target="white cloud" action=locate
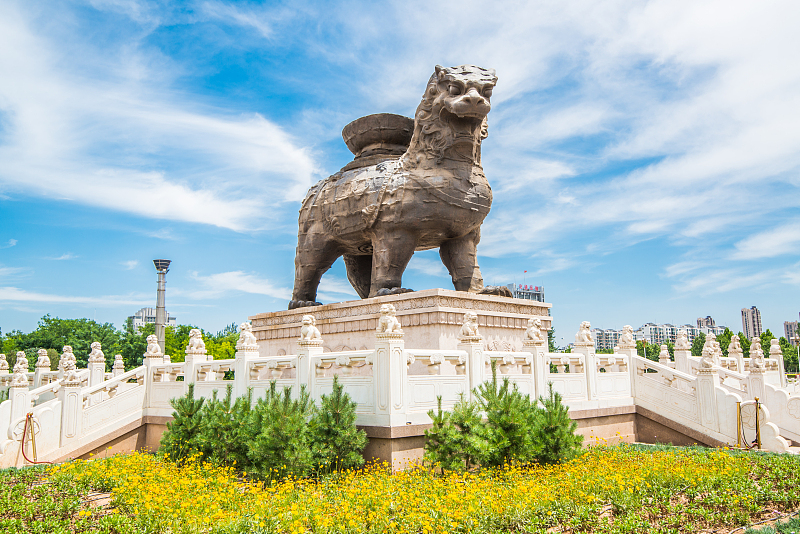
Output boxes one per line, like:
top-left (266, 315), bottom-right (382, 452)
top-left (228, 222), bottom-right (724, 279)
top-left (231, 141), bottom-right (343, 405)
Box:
top-left (121, 260), bottom-right (139, 270)
top-left (0, 239), bottom-right (17, 249)
top-left (200, 1), bottom-right (275, 39)
top-left (0, 2), bottom-right (319, 231)
top-left (0, 286), bottom-right (150, 306)
top-left (188, 270), bottom-right (291, 300)
top-left (47, 253), bottom-right (77, 261)
top-left (731, 222), bottom-right (800, 260)
top-left (406, 257), bottom-right (449, 277)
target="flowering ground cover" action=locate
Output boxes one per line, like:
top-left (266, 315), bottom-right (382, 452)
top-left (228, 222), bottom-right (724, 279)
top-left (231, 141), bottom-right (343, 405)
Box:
top-left (1, 444), bottom-right (799, 533)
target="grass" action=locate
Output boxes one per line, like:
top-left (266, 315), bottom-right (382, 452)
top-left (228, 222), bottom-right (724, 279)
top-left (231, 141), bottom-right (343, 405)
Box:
top-left (2, 443), bottom-right (799, 533)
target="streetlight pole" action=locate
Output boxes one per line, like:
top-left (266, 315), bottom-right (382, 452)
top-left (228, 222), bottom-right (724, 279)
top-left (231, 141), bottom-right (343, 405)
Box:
top-left (153, 259), bottom-right (172, 355)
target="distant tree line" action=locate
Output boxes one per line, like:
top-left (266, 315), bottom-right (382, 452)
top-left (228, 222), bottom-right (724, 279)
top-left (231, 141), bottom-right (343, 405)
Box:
top-left (0, 315), bottom-right (240, 372)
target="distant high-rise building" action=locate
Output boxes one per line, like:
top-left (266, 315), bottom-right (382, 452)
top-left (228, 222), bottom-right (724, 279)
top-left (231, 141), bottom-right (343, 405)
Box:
top-left (741, 306), bottom-right (762, 340)
top-left (697, 316), bottom-right (716, 328)
top-left (506, 283), bottom-right (545, 303)
top-left (128, 307), bottom-right (177, 333)
top-left (785, 316), bottom-right (799, 346)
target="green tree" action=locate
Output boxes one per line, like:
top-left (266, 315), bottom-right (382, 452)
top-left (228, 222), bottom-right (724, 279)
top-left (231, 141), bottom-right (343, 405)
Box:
top-left (310, 376), bottom-right (368, 473)
top-left (760, 329), bottom-right (775, 357)
top-left (159, 383), bottom-right (205, 463)
top-left (424, 393), bottom-right (487, 472)
top-left (717, 328), bottom-right (734, 356)
top-left (474, 363), bottom-right (540, 467)
top-left (548, 327), bottom-right (557, 353)
top-left (194, 385), bottom-right (254, 470)
top-left (248, 383), bottom-right (314, 480)
top-left (10, 315), bottom-right (121, 369)
top-left (739, 333), bottom-right (751, 358)
top-left (637, 340), bottom-right (661, 361)
top-left (779, 337), bottom-right (799, 374)
top-left (691, 332), bottom-right (706, 357)
top-left (531, 383), bottom-right (583, 464)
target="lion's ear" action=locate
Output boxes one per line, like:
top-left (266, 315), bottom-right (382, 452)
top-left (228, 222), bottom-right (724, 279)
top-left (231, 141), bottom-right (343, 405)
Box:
top-left (435, 65), bottom-right (446, 80)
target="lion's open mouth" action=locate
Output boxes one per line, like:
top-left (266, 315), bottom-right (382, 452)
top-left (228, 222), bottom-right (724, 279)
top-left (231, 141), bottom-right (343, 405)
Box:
top-left (439, 108), bottom-right (484, 130)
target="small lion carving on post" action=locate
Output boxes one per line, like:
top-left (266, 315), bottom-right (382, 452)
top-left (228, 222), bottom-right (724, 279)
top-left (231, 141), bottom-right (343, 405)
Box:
top-left (376, 304), bottom-right (403, 334)
top-left (525, 317), bottom-right (544, 343)
top-left (460, 311), bottom-right (480, 339)
top-left (186, 329), bottom-right (206, 354)
top-left (575, 321), bottom-right (593, 344)
top-left (237, 322), bottom-right (258, 349)
top-left (299, 315), bottom-right (322, 341)
top-left (146, 334), bottom-right (161, 356)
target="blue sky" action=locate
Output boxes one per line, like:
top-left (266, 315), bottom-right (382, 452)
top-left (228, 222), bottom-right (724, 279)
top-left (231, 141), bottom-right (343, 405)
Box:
top-left (2, 0), bottom-right (800, 345)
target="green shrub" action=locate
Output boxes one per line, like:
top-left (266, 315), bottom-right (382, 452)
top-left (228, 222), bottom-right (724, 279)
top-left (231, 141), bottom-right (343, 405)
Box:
top-left (311, 375), bottom-right (368, 473)
top-left (247, 382), bottom-right (314, 480)
top-left (424, 393), bottom-right (487, 471)
top-left (194, 385), bottom-right (253, 470)
top-left (424, 364), bottom-right (583, 470)
top-left (159, 383), bottom-right (204, 463)
top-left (531, 382), bottom-right (583, 464)
top-left (476, 364), bottom-right (541, 467)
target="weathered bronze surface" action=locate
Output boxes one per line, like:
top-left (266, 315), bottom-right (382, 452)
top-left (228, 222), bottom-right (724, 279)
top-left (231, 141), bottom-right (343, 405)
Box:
top-left (289, 65), bottom-right (508, 310)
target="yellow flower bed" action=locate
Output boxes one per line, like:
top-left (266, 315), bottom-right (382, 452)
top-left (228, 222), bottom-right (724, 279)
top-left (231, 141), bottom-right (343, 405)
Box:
top-left (48, 445), bottom-right (800, 533)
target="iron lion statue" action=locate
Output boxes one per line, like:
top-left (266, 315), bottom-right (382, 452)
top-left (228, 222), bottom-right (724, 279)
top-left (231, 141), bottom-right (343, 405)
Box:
top-left (289, 64), bottom-right (511, 309)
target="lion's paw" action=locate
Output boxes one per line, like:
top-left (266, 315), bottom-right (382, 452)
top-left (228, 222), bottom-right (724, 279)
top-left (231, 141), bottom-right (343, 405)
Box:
top-left (478, 286), bottom-right (513, 298)
top-left (375, 287), bottom-right (414, 297)
top-left (288, 300), bottom-right (323, 310)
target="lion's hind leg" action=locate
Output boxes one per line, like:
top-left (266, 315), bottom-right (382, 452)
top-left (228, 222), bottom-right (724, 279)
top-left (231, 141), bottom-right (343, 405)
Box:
top-left (439, 229), bottom-right (485, 293)
top-left (343, 254), bottom-right (372, 299)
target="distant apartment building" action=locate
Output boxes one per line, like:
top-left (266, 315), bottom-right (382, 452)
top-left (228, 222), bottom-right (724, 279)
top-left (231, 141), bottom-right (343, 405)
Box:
top-left (506, 283), bottom-right (545, 303)
top-left (592, 321), bottom-right (727, 350)
top-left (697, 316), bottom-right (716, 328)
top-left (592, 329), bottom-right (621, 351)
top-left (741, 306), bottom-right (762, 340)
top-left (785, 314), bottom-right (799, 346)
top-left (128, 307), bottom-right (177, 333)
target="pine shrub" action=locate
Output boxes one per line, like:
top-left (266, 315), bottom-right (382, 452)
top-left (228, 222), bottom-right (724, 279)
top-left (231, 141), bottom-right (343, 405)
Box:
top-left (532, 383), bottom-right (584, 464)
top-left (247, 382), bottom-right (314, 480)
top-left (423, 364), bottom-right (584, 471)
top-left (194, 385), bottom-right (253, 470)
top-left (310, 375), bottom-right (368, 473)
top-left (476, 363), bottom-right (540, 467)
top-left (159, 383), bottom-right (204, 463)
top-left (424, 393), bottom-right (487, 471)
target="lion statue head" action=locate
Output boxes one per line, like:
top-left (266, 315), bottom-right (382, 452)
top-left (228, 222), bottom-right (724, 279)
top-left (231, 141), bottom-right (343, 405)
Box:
top-left (302, 315), bottom-right (316, 326)
top-left (405, 65), bottom-right (498, 166)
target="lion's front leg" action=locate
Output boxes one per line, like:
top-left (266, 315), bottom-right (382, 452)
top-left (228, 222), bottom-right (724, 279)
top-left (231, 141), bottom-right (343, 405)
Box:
top-left (439, 229), bottom-right (484, 293)
top-left (369, 229), bottom-right (416, 297)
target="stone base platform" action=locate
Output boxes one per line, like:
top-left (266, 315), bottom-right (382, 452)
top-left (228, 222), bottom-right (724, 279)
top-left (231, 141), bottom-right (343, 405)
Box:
top-left (249, 288), bottom-right (552, 356)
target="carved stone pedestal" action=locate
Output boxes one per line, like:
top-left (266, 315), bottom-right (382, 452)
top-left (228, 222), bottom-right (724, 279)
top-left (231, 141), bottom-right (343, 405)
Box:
top-left (250, 288), bottom-right (551, 356)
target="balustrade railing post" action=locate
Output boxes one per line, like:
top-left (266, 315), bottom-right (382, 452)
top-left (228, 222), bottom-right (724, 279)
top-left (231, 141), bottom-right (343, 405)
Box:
top-left (572, 341), bottom-right (597, 401)
top-left (9, 352), bottom-right (31, 423)
top-left (87, 343), bottom-right (106, 406)
top-left (296, 340), bottom-right (322, 401)
top-left (374, 331), bottom-right (406, 426)
top-left (34, 349), bottom-right (51, 389)
top-left (142, 335), bottom-right (164, 410)
top-left (234, 322), bottom-right (260, 401)
top-left (458, 337), bottom-right (484, 402)
top-left (57, 373), bottom-right (83, 447)
top-left (522, 339), bottom-right (547, 399)
top-left (695, 367), bottom-right (721, 432)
